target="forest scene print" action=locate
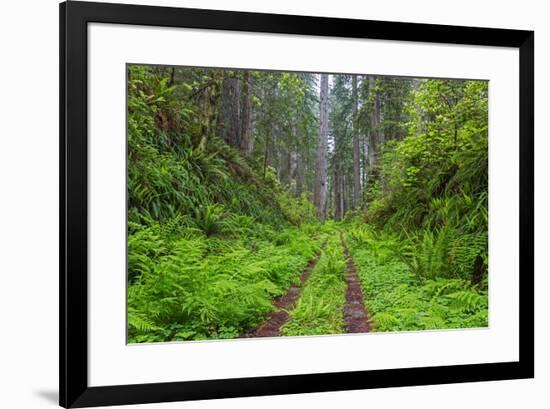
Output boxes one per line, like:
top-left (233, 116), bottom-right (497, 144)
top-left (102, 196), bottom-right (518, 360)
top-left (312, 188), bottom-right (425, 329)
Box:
top-left (127, 64), bottom-right (489, 344)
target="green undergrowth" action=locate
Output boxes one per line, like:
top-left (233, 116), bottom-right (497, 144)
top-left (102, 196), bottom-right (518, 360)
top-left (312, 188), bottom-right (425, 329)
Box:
top-left (126, 66), bottom-right (333, 343)
top-left (346, 224), bottom-right (488, 332)
top-left (128, 223), bottom-right (324, 343)
top-left (281, 233), bottom-right (347, 336)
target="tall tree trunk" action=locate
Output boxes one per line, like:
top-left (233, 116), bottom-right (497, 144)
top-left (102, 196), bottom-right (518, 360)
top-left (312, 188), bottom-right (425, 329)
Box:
top-left (218, 73), bottom-right (241, 148)
top-left (263, 123), bottom-right (274, 177)
top-left (352, 75), bottom-right (361, 209)
top-left (314, 74), bottom-right (329, 221)
top-left (198, 71), bottom-right (221, 151)
top-left (239, 71), bottom-right (252, 154)
top-left (263, 84), bottom-right (275, 178)
top-left (334, 165), bottom-right (339, 221)
top-left (334, 160), bottom-right (342, 221)
top-left (362, 132), bottom-right (368, 188)
top-left (368, 76), bottom-right (380, 170)
top-left (340, 163), bottom-right (345, 219)
top-left (285, 146), bottom-right (293, 185)
top-left (295, 151), bottom-right (304, 197)
top-left (377, 93), bottom-right (383, 147)
top-left (340, 164), bottom-right (345, 218)
top-left (342, 173), bottom-right (348, 216)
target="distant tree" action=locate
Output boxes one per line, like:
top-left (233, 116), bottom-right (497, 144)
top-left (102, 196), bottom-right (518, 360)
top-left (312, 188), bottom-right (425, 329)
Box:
top-left (352, 75), bottom-right (361, 208)
top-left (239, 70), bottom-right (253, 154)
top-left (314, 74), bottom-right (329, 221)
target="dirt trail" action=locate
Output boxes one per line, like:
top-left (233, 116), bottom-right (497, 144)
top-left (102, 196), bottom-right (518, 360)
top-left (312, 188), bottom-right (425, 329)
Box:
top-left (339, 232), bottom-right (371, 333)
top-left (245, 239), bottom-right (328, 338)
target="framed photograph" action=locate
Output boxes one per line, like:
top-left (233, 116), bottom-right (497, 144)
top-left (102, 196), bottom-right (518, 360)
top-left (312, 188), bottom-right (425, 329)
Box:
top-left (60, 1), bottom-right (534, 407)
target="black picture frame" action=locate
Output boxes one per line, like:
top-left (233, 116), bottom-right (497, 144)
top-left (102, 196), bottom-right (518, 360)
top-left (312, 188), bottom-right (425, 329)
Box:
top-left (60, 1), bottom-right (534, 407)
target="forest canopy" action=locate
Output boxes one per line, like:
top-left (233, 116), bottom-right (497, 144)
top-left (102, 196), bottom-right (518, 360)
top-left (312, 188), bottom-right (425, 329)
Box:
top-left (127, 65), bottom-right (489, 343)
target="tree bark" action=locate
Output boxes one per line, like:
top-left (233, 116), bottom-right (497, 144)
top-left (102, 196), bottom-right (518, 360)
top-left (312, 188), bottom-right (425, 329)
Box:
top-left (263, 123), bottom-right (274, 177)
top-left (314, 74), bottom-right (329, 221)
top-left (334, 161), bottom-right (342, 221)
top-left (239, 71), bottom-right (252, 154)
top-left (342, 173), bottom-right (348, 216)
top-left (218, 73), bottom-right (241, 148)
top-left (285, 147), bottom-right (293, 185)
top-left (295, 151), bottom-right (304, 197)
top-left (362, 132), bottom-right (368, 188)
top-left (368, 76), bottom-right (380, 170)
top-left (352, 75), bottom-right (361, 209)
top-left (198, 71), bottom-right (221, 151)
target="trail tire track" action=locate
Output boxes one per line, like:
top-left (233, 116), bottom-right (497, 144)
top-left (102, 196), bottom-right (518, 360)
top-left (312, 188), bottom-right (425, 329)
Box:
top-left (340, 232), bottom-right (371, 333)
top-left (245, 239), bottom-right (328, 338)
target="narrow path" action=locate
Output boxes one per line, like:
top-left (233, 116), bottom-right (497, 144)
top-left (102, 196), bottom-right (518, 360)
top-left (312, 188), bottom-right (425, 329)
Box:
top-left (339, 232), bottom-right (370, 333)
top-left (245, 239), bottom-right (328, 338)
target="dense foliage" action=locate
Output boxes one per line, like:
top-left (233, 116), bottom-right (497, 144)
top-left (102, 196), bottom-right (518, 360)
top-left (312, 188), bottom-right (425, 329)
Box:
top-left (346, 224), bottom-right (487, 331)
top-left (128, 223), bottom-right (321, 342)
top-left (127, 64), bottom-right (489, 343)
top-left (363, 80), bottom-right (488, 282)
top-left (127, 66), bottom-right (322, 342)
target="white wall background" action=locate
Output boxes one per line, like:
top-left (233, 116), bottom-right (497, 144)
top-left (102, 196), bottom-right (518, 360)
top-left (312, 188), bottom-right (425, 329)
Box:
top-left (0, 0), bottom-right (546, 408)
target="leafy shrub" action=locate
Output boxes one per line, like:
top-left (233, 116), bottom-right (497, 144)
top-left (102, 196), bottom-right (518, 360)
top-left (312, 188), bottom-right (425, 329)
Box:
top-left (128, 226), bottom-right (321, 342)
top-left (359, 80), bottom-right (488, 285)
top-left (347, 230), bottom-right (488, 332)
